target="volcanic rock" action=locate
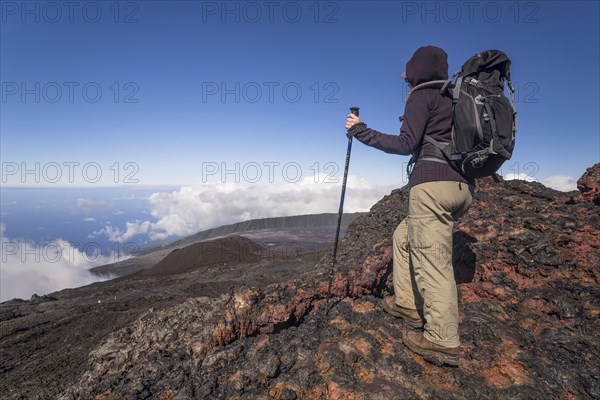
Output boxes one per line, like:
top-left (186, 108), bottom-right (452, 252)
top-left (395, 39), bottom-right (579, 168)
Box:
top-left (58, 164), bottom-right (600, 399)
top-left (575, 163), bottom-right (600, 205)
top-left (0, 235), bottom-right (323, 399)
top-left (139, 236), bottom-right (264, 277)
top-left (28, 294), bottom-right (58, 304)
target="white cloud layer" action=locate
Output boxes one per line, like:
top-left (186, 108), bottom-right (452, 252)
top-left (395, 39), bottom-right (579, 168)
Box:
top-left (541, 175), bottom-right (577, 192)
top-left (504, 172), bottom-right (578, 192)
top-left (503, 172), bottom-right (538, 182)
top-left (0, 224), bottom-right (118, 302)
top-left (92, 175), bottom-right (396, 243)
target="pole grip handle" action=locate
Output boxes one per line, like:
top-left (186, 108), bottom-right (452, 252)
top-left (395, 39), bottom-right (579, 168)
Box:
top-left (349, 107), bottom-right (360, 117)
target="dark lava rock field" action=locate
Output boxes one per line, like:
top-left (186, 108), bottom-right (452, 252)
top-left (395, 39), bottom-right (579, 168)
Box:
top-left (2, 164), bottom-right (599, 399)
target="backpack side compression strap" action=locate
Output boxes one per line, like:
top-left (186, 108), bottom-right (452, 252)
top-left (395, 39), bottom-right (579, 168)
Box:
top-left (483, 102), bottom-right (512, 159)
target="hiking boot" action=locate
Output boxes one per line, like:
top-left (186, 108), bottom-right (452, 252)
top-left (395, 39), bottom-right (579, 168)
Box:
top-left (402, 330), bottom-right (460, 367)
top-left (381, 297), bottom-right (423, 329)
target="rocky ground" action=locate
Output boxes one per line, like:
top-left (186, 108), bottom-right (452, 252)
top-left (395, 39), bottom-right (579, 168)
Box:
top-left (3, 164), bottom-right (599, 399)
top-left (0, 237), bottom-right (326, 399)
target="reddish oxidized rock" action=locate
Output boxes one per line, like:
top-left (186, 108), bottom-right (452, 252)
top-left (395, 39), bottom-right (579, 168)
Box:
top-left (575, 163), bottom-right (600, 205)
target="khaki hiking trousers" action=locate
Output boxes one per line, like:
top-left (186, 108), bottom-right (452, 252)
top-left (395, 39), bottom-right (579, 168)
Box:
top-left (393, 181), bottom-right (472, 348)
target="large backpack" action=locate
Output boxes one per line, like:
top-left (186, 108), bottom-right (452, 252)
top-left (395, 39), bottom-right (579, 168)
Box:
top-left (405, 50), bottom-right (517, 179)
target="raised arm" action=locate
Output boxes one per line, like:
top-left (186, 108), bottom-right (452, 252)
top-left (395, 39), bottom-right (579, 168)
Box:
top-left (346, 95), bottom-right (430, 156)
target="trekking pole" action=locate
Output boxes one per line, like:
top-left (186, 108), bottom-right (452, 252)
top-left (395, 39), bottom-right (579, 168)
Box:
top-left (326, 106), bottom-right (359, 316)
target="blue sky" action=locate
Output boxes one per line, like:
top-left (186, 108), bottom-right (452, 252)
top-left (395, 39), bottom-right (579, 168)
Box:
top-left (1, 0), bottom-right (598, 187)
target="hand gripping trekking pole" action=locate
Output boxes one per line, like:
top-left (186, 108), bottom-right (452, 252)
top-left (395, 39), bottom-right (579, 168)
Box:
top-left (325, 106), bottom-right (359, 316)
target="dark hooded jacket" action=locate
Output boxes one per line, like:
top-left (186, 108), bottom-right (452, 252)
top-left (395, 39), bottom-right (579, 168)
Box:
top-left (351, 46), bottom-right (474, 190)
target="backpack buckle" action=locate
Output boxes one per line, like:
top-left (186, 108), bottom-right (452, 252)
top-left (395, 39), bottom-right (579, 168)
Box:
top-left (466, 77), bottom-right (480, 87)
top-left (470, 154), bottom-right (488, 168)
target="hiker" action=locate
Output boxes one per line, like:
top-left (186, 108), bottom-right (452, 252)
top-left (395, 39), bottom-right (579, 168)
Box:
top-left (345, 45), bottom-right (475, 366)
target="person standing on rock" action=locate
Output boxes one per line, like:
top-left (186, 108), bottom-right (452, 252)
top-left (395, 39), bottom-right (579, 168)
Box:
top-left (345, 45), bottom-right (475, 366)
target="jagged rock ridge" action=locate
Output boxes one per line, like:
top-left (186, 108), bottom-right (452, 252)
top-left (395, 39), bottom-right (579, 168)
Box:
top-left (62, 164), bottom-right (600, 399)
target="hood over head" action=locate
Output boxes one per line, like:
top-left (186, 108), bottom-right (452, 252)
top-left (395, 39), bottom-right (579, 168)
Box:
top-left (405, 46), bottom-right (449, 87)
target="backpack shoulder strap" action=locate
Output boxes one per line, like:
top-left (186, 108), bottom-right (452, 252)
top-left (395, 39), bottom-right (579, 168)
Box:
top-left (441, 70), bottom-right (460, 94)
top-left (400, 80), bottom-right (448, 122)
top-left (409, 79), bottom-right (447, 94)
